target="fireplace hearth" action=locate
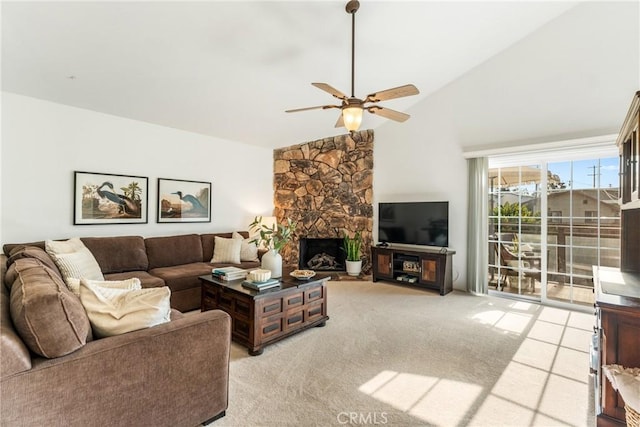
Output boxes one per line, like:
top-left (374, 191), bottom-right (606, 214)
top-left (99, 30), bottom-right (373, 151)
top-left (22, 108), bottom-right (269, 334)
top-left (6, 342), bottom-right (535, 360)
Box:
top-left (299, 238), bottom-right (346, 271)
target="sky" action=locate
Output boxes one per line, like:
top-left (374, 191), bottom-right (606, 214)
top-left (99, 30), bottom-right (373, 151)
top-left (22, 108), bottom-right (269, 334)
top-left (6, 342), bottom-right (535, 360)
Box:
top-left (548, 156), bottom-right (619, 189)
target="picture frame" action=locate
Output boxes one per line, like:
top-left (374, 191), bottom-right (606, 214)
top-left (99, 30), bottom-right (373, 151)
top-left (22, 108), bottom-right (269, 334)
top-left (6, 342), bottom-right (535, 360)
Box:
top-left (157, 178), bottom-right (211, 223)
top-left (74, 171), bottom-right (148, 225)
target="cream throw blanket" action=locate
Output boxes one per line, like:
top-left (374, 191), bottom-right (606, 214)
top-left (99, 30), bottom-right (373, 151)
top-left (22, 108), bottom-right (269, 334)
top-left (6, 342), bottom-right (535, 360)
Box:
top-left (603, 364), bottom-right (640, 412)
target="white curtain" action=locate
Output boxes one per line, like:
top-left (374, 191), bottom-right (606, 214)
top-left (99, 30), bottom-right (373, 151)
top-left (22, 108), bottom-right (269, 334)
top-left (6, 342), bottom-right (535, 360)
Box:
top-left (467, 157), bottom-right (488, 294)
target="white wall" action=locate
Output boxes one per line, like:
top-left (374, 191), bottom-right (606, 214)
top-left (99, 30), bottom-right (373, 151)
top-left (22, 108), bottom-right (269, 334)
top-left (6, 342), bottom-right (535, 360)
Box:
top-left (374, 89), bottom-right (468, 290)
top-left (1, 93), bottom-right (274, 246)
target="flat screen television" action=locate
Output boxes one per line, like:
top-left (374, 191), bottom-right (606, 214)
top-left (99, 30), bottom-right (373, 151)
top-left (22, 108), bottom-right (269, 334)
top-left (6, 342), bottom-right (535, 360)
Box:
top-left (378, 201), bottom-right (449, 247)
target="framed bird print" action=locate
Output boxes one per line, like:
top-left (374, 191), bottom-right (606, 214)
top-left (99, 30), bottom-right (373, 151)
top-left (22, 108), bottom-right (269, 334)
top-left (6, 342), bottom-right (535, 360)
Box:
top-left (157, 178), bottom-right (211, 223)
top-left (74, 171), bottom-right (148, 225)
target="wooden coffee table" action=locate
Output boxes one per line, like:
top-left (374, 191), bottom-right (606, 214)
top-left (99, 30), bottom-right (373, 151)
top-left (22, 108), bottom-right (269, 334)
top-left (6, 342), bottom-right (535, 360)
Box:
top-left (199, 270), bottom-right (330, 355)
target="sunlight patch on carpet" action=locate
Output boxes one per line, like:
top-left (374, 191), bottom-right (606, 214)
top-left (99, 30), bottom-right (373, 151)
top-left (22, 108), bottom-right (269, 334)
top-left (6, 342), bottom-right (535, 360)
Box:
top-left (359, 371), bottom-right (482, 425)
top-left (470, 394), bottom-right (535, 426)
top-left (510, 301), bottom-right (535, 311)
top-left (513, 338), bottom-right (558, 371)
top-left (527, 320), bottom-right (564, 344)
top-left (474, 308), bottom-right (592, 426)
top-left (537, 306), bottom-right (570, 324)
top-left (359, 371), bottom-right (438, 411)
top-left (471, 309), bottom-right (533, 334)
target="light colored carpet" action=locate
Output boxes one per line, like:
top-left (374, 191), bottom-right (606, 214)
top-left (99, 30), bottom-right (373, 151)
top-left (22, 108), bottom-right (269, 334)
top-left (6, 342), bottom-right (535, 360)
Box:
top-left (215, 280), bottom-right (595, 427)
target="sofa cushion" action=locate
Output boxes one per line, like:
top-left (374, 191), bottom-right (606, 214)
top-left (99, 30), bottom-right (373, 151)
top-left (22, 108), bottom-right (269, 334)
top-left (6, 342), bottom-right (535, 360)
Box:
top-left (201, 232), bottom-right (248, 263)
top-left (9, 258), bottom-right (91, 358)
top-left (211, 236), bottom-right (241, 264)
top-left (104, 271), bottom-right (165, 289)
top-left (145, 234), bottom-right (203, 270)
top-left (79, 278), bottom-right (171, 338)
top-left (81, 236), bottom-right (148, 274)
top-left (7, 245), bottom-right (61, 276)
top-left (4, 264), bottom-right (19, 291)
top-left (149, 262), bottom-right (212, 292)
top-left (3, 241), bottom-right (46, 256)
top-left (1, 283), bottom-right (31, 377)
top-left (45, 238), bottom-right (105, 287)
top-left (232, 231), bottom-right (259, 262)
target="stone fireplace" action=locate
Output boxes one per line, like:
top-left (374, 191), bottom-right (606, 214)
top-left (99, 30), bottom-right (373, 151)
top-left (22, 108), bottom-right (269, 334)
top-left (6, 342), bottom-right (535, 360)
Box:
top-left (299, 238), bottom-right (346, 271)
top-left (273, 130), bottom-right (373, 273)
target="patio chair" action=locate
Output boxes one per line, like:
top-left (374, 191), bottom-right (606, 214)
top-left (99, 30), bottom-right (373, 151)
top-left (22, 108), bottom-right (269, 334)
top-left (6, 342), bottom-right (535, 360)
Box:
top-left (493, 234), bottom-right (541, 292)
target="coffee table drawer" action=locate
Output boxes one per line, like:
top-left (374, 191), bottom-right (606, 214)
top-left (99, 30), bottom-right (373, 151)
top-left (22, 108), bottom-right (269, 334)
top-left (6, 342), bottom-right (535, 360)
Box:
top-left (234, 297), bottom-right (252, 319)
top-left (307, 300), bottom-right (325, 323)
top-left (233, 317), bottom-right (251, 341)
top-left (201, 284), bottom-right (218, 311)
top-left (218, 290), bottom-right (234, 311)
top-left (260, 316), bottom-right (284, 340)
top-left (260, 299), bottom-right (283, 317)
top-left (285, 292), bottom-right (304, 309)
top-left (305, 286), bottom-right (324, 302)
top-left (285, 308), bottom-right (305, 331)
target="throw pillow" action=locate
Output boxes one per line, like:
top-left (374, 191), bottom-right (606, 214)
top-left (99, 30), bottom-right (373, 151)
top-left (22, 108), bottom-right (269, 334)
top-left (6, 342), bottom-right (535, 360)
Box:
top-left (232, 231), bottom-right (259, 262)
top-left (9, 258), bottom-right (92, 358)
top-left (45, 238), bottom-right (104, 288)
top-left (79, 278), bottom-right (171, 338)
top-left (211, 236), bottom-right (242, 264)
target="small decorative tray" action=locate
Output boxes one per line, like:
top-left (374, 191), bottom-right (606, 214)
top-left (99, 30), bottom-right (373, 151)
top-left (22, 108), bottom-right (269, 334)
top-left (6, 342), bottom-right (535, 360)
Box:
top-left (290, 269), bottom-right (316, 280)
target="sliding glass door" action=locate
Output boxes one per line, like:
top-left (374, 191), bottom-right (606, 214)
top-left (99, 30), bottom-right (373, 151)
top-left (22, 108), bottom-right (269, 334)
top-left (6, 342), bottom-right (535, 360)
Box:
top-left (487, 157), bottom-right (620, 309)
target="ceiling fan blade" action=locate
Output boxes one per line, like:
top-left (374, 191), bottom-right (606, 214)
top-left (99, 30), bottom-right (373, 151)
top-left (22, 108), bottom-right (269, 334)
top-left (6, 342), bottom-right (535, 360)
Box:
top-left (285, 105), bottom-right (340, 113)
top-left (312, 83), bottom-right (348, 100)
top-left (364, 84), bottom-right (419, 103)
top-left (334, 113), bottom-right (345, 128)
top-left (367, 105), bottom-right (410, 122)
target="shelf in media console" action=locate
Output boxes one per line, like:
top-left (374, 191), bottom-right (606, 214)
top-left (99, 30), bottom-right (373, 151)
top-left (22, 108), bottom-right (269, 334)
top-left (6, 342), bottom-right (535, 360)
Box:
top-left (375, 244), bottom-right (456, 256)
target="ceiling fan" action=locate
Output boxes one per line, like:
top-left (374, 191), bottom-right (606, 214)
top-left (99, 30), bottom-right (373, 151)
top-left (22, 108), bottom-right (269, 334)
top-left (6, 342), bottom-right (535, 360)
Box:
top-left (286, 0), bottom-right (419, 133)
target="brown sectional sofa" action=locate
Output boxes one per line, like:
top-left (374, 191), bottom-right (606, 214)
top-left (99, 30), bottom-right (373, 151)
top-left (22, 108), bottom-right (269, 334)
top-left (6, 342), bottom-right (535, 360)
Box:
top-left (0, 231), bottom-right (260, 426)
top-left (3, 231), bottom-right (262, 312)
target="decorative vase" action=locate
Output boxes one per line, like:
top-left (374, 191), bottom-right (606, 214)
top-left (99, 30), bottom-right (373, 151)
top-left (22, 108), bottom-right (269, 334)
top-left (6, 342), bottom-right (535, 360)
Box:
top-left (345, 260), bottom-right (362, 277)
top-left (262, 249), bottom-right (283, 279)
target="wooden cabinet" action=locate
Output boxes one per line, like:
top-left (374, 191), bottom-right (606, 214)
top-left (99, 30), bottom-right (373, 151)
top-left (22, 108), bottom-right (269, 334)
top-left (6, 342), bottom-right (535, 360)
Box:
top-left (594, 268), bottom-right (640, 426)
top-left (372, 248), bottom-right (393, 280)
top-left (617, 91), bottom-right (640, 273)
top-left (593, 92), bottom-right (640, 425)
top-left (420, 256), bottom-right (439, 285)
top-left (371, 246), bottom-right (455, 295)
top-left (619, 91), bottom-right (640, 205)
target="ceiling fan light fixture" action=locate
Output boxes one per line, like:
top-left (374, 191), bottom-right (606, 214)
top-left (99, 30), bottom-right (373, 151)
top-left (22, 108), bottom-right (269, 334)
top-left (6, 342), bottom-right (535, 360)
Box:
top-left (342, 106), bottom-right (363, 131)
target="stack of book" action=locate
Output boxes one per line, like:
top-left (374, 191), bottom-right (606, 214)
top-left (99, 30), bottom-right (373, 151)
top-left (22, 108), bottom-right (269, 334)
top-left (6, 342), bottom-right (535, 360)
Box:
top-left (212, 266), bottom-right (247, 281)
top-left (396, 274), bottom-right (418, 283)
top-left (242, 278), bottom-right (280, 291)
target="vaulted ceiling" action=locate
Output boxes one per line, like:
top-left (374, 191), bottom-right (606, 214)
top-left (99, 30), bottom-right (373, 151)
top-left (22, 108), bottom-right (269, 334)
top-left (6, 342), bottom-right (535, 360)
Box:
top-left (2, 1), bottom-right (638, 149)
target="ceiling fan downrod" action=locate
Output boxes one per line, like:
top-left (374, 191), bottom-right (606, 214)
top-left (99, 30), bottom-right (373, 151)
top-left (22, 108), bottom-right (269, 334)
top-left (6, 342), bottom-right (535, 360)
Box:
top-left (346, 0), bottom-right (360, 98)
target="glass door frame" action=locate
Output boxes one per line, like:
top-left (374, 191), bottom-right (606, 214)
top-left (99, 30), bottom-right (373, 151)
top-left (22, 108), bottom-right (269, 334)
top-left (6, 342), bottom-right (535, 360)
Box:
top-left (488, 163), bottom-right (547, 303)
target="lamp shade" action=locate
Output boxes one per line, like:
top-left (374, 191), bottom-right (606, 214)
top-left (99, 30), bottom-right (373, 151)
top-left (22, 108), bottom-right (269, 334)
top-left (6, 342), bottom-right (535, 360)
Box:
top-left (342, 106), bottom-right (363, 132)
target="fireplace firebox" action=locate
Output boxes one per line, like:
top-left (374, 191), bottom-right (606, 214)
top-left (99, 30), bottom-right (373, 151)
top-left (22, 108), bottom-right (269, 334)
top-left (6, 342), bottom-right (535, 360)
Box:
top-left (299, 238), bottom-right (346, 271)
